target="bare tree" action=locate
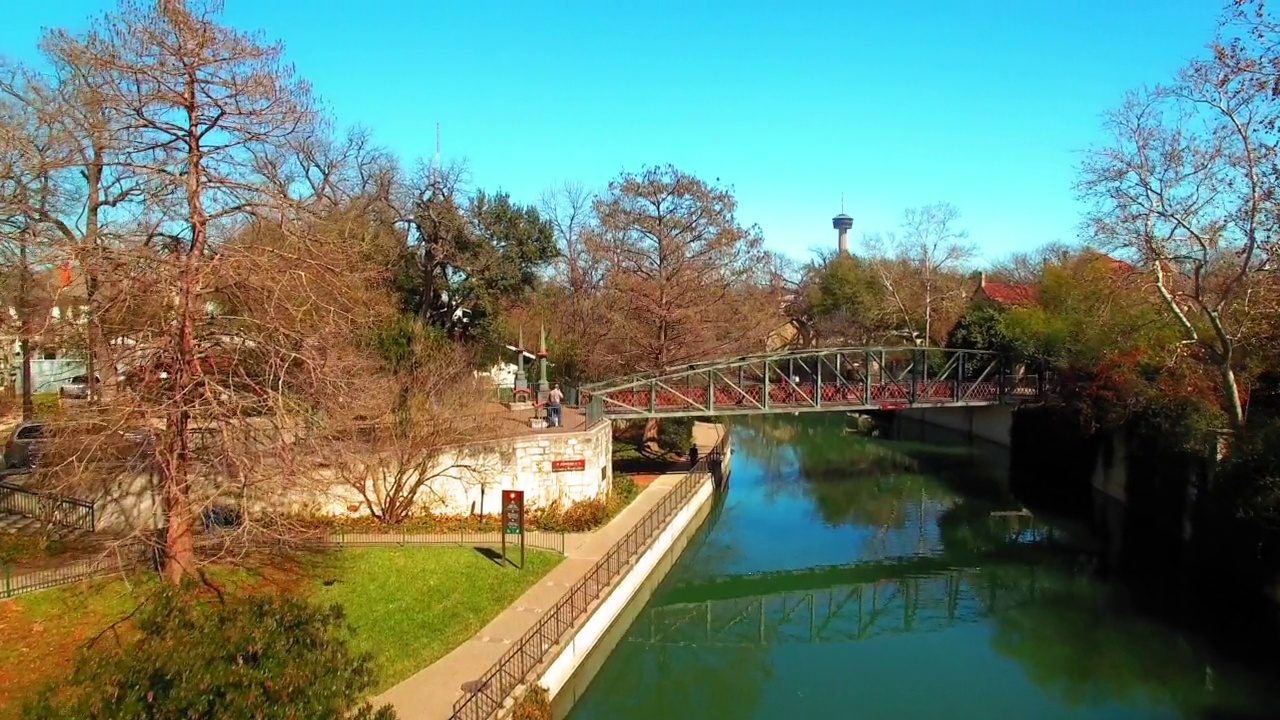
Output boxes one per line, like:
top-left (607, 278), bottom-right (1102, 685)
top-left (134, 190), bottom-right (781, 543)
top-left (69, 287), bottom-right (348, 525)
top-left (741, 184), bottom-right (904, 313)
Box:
top-left (1, 31), bottom-right (145, 404)
top-left (325, 342), bottom-right (498, 524)
top-left (987, 240), bottom-right (1076, 285)
top-left (587, 165), bottom-right (782, 445)
top-left (863, 202), bottom-right (976, 345)
top-left (1216, 0), bottom-right (1280, 97)
top-left (0, 98), bottom-right (71, 417)
top-left (1079, 38), bottom-right (1279, 432)
top-left (14, 0), bottom-right (399, 584)
top-left (536, 181), bottom-right (613, 379)
top-left (540, 181), bottom-right (599, 294)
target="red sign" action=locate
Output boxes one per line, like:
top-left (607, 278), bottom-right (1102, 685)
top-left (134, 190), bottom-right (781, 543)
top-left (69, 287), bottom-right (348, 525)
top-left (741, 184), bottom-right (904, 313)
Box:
top-left (503, 490), bottom-right (524, 535)
top-left (551, 458), bottom-right (586, 472)
top-left (879, 403), bottom-right (906, 411)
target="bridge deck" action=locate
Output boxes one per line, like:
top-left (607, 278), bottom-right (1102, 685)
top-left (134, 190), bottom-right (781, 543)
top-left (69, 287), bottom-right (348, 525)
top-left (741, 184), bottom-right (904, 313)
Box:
top-left (589, 379), bottom-right (1042, 419)
top-left (579, 346), bottom-right (1048, 420)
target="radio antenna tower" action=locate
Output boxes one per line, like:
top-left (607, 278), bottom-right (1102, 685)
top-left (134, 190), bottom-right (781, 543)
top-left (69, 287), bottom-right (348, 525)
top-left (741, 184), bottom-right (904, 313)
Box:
top-left (434, 122), bottom-right (441, 167)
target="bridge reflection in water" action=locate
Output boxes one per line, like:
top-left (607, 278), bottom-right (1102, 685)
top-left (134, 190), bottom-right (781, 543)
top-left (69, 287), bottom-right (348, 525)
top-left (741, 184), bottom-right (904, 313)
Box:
top-left (635, 565), bottom-right (1043, 648)
top-left (634, 515), bottom-right (1052, 648)
top-left (566, 417), bottom-right (1280, 720)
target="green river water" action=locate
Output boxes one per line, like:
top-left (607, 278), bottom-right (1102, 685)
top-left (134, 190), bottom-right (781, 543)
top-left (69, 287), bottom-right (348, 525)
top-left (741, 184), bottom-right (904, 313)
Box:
top-left (563, 415), bottom-right (1280, 720)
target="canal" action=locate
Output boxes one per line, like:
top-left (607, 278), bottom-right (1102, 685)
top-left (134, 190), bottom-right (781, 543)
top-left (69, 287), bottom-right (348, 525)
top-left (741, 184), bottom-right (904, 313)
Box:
top-left (563, 414), bottom-right (1279, 720)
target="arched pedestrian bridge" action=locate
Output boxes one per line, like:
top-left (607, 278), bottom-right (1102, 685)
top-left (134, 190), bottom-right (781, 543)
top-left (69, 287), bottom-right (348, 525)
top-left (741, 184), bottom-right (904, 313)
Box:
top-left (581, 347), bottom-right (1046, 420)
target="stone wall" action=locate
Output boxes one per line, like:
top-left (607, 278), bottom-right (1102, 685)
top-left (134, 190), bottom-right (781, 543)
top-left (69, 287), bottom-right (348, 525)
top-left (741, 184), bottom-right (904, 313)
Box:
top-left (316, 419), bottom-right (614, 518)
top-left (76, 420), bottom-right (614, 533)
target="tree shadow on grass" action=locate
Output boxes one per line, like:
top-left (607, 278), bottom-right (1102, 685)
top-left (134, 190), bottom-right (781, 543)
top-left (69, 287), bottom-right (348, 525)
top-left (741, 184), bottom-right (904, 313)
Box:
top-left (472, 546), bottom-right (506, 566)
top-left (201, 547), bottom-right (344, 595)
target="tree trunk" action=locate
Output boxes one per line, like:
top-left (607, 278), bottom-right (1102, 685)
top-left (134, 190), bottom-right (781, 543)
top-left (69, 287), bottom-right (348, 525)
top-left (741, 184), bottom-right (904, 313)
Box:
top-left (161, 456), bottom-right (196, 584)
top-left (1219, 362), bottom-right (1246, 432)
top-left (18, 228), bottom-right (32, 420)
top-left (83, 155), bottom-right (101, 404)
top-left (644, 417), bottom-right (661, 452)
top-left (157, 68), bottom-right (207, 585)
top-left (19, 336), bottom-right (32, 421)
top-left (161, 280), bottom-right (200, 582)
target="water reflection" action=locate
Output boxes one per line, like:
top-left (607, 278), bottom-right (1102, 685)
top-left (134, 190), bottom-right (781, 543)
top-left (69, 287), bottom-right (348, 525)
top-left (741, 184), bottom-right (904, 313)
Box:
top-left (566, 415), bottom-right (1277, 720)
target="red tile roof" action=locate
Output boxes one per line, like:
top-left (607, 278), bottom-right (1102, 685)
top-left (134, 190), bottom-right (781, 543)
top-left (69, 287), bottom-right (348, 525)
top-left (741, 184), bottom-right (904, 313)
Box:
top-left (1100, 255), bottom-right (1136, 274)
top-left (976, 277), bottom-right (1037, 306)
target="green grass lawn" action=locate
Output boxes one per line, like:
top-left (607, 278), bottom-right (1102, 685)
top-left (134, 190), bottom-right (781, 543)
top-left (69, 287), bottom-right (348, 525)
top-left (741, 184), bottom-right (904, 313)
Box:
top-left (0, 545), bottom-right (561, 713)
top-left (309, 546), bottom-right (561, 691)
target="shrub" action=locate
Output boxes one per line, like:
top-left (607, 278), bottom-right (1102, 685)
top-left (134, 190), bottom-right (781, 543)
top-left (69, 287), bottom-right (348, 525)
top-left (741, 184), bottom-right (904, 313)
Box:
top-left (511, 685), bottom-right (552, 720)
top-left (23, 588), bottom-right (398, 720)
top-left (656, 417), bottom-right (694, 454)
top-left (315, 475), bottom-right (645, 535)
top-left (611, 473), bottom-right (639, 506)
top-left (532, 498), bottom-right (611, 533)
top-left (31, 392), bottom-right (61, 417)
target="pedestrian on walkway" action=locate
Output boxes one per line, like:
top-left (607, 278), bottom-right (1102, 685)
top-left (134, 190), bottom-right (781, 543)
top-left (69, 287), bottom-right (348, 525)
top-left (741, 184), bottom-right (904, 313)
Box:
top-left (548, 384), bottom-right (564, 427)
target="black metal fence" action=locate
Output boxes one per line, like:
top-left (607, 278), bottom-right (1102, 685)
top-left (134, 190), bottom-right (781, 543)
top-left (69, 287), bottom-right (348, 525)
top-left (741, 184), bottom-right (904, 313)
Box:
top-left (0, 481), bottom-right (95, 531)
top-left (449, 432), bottom-right (729, 720)
top-left (322, 530), bottom-right (566, 555)
top-left (1, 551), bottom-right (139, 599)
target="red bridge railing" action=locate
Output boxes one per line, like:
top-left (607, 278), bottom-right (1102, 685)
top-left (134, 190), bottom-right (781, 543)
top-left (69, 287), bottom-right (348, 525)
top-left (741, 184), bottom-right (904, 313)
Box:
top-left (584, 377), bottom-right (1047, 419)
top-left (578, 347), bottom-right (1049, 421)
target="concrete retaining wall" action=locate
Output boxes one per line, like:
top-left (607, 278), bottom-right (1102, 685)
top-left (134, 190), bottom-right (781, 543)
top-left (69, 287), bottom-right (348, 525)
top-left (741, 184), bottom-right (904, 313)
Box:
top-left (899, 404), bottom-right (1015, 446)
top-left (537, 474), bottom-right (716, 698)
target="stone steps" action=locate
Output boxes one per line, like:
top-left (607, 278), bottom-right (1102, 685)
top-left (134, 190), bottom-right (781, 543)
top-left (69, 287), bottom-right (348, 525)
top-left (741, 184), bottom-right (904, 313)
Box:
top-left (0, 511), bottom-right (93, 541)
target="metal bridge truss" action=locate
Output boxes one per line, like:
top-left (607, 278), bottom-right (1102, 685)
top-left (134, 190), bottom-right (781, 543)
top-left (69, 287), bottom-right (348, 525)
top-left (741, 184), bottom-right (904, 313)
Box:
top-left (630, 567), bottom-right (1041, 647)
top-left (582, 346), bottom-right (1047, 420)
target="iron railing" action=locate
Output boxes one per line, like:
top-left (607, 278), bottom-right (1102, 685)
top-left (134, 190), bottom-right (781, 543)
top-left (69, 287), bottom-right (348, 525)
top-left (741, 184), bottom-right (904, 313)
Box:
top-left (580, 347), bottom-right (1051, 420)
top-left (0, 529), bottom-right (571, 600)
top-left (449, 433), bottom-right (729, 720)
top-left (491, 384), bottom-right (585, 408)
top-left (1, 547), bottom-right (144, 599)
top-left (323, 530), bottom-right (566, 555)
top-left (0, 481), bottom-right (96, 531)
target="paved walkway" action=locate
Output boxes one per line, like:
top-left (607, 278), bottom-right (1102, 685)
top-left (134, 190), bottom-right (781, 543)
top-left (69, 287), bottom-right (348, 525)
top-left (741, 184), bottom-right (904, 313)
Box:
top-left (375, 472), bottom-right (691, 720)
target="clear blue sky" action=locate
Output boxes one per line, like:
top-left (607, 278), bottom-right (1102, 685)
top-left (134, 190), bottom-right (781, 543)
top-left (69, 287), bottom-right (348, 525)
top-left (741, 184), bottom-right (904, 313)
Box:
top-left (2, 0), bottom-right (1224, 263)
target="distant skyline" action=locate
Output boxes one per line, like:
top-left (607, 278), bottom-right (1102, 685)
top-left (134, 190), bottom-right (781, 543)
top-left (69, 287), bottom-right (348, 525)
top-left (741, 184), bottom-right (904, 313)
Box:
top-left (1, 0), bottom-right (1225, 262)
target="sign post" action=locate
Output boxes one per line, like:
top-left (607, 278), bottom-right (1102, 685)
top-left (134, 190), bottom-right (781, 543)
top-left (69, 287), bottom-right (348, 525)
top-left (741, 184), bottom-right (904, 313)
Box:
top-left (502, 489), bottom-right (525, 569)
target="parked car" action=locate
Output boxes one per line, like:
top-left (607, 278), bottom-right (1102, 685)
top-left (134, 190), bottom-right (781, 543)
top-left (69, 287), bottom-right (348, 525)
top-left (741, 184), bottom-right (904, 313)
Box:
top-left (2, 420), bottom-right (153, 472)
top-left (2, 420), bottom-right (44, 470)
top-left (59, 374), bottom-right (100, 399)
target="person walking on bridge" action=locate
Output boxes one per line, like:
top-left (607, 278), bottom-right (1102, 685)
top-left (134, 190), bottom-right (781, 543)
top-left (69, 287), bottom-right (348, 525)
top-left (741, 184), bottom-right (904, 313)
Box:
top-left (547, 383), bottom-right (564, 428)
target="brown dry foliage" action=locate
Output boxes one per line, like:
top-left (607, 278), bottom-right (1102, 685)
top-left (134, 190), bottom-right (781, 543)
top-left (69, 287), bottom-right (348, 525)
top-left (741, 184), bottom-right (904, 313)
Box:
top-left (1079, 14), bottom-right (1280, 430)
top-left (2, 0), bottom-right (445, 583)
top-left (320, 341), bottom-right (500, 524)
top-left (585, 165), bottom-right (784, 375)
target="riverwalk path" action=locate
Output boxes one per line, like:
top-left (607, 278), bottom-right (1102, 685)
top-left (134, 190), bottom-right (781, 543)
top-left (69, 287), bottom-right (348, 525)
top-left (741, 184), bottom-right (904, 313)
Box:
top-left (377, 421), bottom-right (726, 720)
top-left (375, 472), bottom-right (689, 719)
